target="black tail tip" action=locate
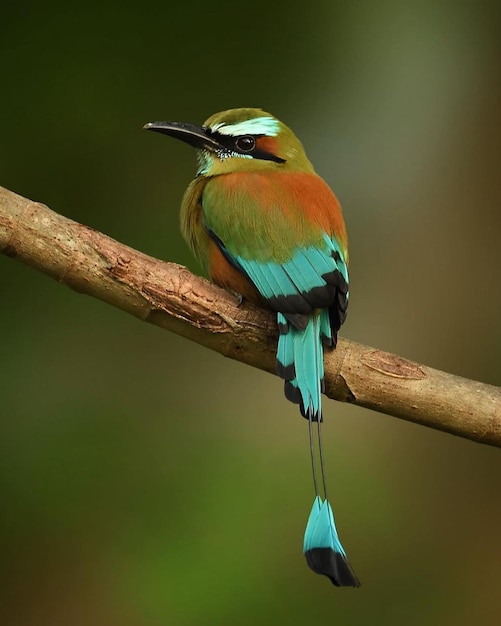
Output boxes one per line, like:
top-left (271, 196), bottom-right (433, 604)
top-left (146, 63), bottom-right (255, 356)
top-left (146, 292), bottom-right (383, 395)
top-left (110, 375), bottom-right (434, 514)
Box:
top-left (283, 383), bottom-right (322, 422)
top-left (305, 548), bottom-right (361, 587)
top-left (300, 404), bottom-right (322, 423)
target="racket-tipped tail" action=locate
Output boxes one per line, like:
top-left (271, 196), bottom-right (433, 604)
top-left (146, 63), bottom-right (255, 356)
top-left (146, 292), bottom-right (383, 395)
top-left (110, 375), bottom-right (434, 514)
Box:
top-left (303, 496), bottom-right (360, 587)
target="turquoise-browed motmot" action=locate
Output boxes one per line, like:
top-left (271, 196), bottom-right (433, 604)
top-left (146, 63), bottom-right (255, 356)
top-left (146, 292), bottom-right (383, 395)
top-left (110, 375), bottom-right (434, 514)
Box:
top-left (144, 108), bottom-right (359, 587)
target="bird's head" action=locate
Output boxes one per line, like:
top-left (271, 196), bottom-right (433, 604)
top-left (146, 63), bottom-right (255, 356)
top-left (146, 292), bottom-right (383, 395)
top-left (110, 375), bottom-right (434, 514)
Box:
top-left (144, 108), bottom-right (314, 176)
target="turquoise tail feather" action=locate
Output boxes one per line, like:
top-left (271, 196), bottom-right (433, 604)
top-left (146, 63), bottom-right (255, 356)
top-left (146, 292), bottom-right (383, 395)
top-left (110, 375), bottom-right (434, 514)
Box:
top-left (276, 311), bottom-right (328, 421)
top-left (277, 312), bottom-right (360, 587)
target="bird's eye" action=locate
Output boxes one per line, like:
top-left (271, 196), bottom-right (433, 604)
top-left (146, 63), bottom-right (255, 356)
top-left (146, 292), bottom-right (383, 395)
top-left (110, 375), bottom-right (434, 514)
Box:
top-left (235, 135), bottom-right (256, 152)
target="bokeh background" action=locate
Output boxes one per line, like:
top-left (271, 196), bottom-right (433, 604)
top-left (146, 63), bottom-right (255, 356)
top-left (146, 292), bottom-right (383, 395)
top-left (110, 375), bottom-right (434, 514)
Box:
top-left (1, 2), bottom-right (500, 625)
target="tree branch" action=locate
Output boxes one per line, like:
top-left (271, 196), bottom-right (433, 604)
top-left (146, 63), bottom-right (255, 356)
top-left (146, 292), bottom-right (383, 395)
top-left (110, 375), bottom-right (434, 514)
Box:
top-left (1, 185), bottom-right (500, 447)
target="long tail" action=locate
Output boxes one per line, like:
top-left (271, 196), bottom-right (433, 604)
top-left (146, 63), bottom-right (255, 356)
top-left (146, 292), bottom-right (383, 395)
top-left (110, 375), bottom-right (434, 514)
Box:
top-left (276, 311), bottom-right (360, 587)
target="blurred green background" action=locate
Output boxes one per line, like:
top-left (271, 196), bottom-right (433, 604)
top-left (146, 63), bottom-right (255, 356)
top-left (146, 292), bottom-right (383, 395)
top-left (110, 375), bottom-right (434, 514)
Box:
top-left (1, 1), bottom-right (500, 624)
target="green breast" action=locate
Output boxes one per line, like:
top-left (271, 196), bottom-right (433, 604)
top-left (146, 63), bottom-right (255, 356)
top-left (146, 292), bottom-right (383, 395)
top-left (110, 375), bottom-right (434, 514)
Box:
top-left (202, 172), bottom-right (325, 263)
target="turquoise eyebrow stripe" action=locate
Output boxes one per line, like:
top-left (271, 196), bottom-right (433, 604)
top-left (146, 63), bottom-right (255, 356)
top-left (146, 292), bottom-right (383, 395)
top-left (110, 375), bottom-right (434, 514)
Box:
top-left (211, 116), bottom-right (281, 137)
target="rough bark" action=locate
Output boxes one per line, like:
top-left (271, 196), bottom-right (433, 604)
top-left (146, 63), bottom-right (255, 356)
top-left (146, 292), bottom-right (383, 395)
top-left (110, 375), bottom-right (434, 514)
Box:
top-left (1, 185), bottom-right (500, 447)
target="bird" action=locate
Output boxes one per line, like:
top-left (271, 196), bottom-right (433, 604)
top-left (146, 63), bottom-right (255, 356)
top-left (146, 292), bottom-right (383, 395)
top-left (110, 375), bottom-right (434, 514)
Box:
top-left (144, 108), bottom-right (360, 587)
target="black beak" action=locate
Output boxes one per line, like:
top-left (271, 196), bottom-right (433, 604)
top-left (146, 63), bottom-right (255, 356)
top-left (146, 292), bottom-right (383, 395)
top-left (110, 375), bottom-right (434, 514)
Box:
top-left (143, 121), bottom-right (221, 151)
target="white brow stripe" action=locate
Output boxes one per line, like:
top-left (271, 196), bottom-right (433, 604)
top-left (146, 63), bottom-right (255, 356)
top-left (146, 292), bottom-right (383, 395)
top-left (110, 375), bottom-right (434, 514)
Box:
top-left (211, 116), bottom-right (280, 137)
